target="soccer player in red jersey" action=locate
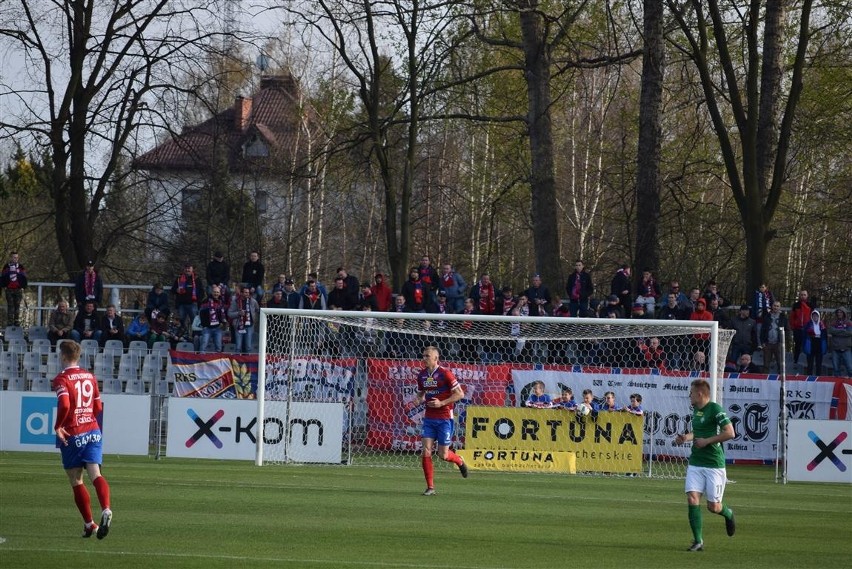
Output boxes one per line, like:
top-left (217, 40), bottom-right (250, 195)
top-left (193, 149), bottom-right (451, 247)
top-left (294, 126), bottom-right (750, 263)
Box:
top-left (52, 340), bottom-right (113, 539)
top-left (413, 346), bottom-right (468, 495)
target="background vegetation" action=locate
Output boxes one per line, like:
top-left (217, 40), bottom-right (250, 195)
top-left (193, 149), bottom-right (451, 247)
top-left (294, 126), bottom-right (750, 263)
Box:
top-left (1, 1), bottom-right (849, 306)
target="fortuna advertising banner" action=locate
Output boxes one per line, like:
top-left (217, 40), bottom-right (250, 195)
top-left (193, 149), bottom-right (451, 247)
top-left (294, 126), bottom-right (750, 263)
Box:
top-left (511, 370), bottom-right (835, 462)
top-left (464, 405), bottom-right (641, 472)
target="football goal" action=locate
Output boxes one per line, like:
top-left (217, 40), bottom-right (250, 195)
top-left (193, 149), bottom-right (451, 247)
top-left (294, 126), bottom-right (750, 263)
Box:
top-left (256, 307), bottom-right (734, 478)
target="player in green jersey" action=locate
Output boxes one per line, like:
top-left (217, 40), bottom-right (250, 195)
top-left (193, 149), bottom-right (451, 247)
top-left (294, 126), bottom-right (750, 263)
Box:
top-left (674, 379), bottom-right (736, 552)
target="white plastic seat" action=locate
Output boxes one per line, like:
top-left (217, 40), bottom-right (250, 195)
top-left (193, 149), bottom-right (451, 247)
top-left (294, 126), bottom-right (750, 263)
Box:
top-left (176, 341), bottom-right (195, 352)
top-left (128, 340), bottom-right (149, 364)
top-left (79, 339), bottom-right (100, 370)
top-left (27, 325), bottom-right (49, 341)
top-left (4, 325), bottom-right (25, 341)
top-left (45, 351), bottom-right (61, 377)
top-left (30, 338), bottom-right (52, 360)
top-left (23, 352), bottom-right (44, 389)
top-left (94, 352), bottom-right (117, 381)
top-left (1, 352), bottom-right (22, 389)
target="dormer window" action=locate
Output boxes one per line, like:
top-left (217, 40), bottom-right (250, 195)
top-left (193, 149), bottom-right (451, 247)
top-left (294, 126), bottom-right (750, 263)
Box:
top-left (243, 135), bottom-right (269, 157)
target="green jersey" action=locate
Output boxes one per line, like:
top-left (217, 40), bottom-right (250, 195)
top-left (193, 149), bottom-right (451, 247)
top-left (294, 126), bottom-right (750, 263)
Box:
top-left (688, 401), bottom-right (731, 468)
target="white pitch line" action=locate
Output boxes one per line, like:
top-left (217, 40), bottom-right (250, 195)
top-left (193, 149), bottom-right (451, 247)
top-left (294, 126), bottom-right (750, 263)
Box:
top-left (0, 545), bottom-right (518, 569)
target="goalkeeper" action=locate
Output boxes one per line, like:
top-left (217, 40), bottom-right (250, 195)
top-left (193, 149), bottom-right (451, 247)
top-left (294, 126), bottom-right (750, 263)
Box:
top-left (414, 346), bottom-right (469, 495)
top-left (674, 379), bottom-right (736, 552)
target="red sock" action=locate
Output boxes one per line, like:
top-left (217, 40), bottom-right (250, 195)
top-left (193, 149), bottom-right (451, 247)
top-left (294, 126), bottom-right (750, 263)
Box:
top-left (72, 484), bottom-right (93, 523)
top-left (92, 476), bottom-right (111, 510)
top-left (443, 450), bottom-right (463, 466)
top-left (422, 455), bottom-right (434, 488)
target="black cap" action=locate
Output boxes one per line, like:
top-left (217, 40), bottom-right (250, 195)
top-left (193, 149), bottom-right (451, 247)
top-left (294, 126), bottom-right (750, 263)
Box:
top-left (740, 304), bottom-right (750, 311)
top-left (607, 294), bottom-right (619, 302)
top-left (213, 251), bottom-right (223, 258)
top-left (437, 290), bottom-right (447, 297)
top-left (86, 260), bottom-right (95, 266)
top-left (284, 278), bottom-right (294, 285)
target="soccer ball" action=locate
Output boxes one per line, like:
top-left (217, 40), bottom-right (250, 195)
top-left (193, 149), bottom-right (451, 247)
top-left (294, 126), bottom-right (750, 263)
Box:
top-left (575, 403), bottom-right (591, 417)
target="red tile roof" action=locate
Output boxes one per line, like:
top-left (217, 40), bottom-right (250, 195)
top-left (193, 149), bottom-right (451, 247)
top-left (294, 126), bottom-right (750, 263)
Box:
top-left (133, 74), bottom-right (320, 174)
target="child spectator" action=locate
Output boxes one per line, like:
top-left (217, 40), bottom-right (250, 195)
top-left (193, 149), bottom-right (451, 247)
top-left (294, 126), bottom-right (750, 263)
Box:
top-left (525, 381), bottom-right (553, 408)
top-left (625, 393), bottom-right (644, 416)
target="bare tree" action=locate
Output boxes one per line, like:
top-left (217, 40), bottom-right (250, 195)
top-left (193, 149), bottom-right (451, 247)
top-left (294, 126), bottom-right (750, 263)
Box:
top-left (634, 0), bottom-right (665, 279)
top-left (0, 1), bottom-right (228, 279)
top-left (667, 0), bottom-right (815, 298)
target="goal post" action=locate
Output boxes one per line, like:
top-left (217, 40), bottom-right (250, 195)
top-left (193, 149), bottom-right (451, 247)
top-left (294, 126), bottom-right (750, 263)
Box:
top-left (256, 307), bottom-right (734, 477)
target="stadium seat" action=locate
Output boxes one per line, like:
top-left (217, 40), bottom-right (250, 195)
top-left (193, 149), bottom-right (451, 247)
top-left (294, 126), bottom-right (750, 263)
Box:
top-left (79, 339), bottom-right (100, 370)
top-left (141, 353), bottom-right (162, 384)
top-left (4, 325), bottom-right (25, 341)
top-left (30, 338), bottom-right (52, 361)
top-left (45, 351), bottom-right (61, 377)
top-left (117, 353), bottom-right (139, 381)
top-left (128, 340), bottom-right (149, 362)
top-left (23, 352), bottom-right (44, 390)
top-left (1, 352), bottom-right (25, 390)
top-left (223, 343), bottom-right (237, 353)
top-left (94, 352), bottom-right (117, 381)
top-left (176, 341), bottom-right (195, 352)
top-left (6, 337), bottom-right (27, 355)
top-left (101, 377), bottom-right (123, 394)
top-left (27, 325), bottom-right (49, 341)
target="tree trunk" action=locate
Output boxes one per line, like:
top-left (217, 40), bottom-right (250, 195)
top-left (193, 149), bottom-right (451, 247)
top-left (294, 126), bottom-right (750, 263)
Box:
top-left (634, 0), bottom-right (664, 278)
top-left (519, 2), bottom-right (562, 290)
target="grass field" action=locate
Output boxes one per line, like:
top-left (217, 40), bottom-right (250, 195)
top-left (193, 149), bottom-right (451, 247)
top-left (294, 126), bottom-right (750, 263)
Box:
top-left (1, 452), bottom-right (850, 568)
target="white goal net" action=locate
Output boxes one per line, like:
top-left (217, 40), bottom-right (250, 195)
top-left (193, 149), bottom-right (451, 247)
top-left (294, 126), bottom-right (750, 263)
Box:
top-left (256, 308), bottom-right (734, 478)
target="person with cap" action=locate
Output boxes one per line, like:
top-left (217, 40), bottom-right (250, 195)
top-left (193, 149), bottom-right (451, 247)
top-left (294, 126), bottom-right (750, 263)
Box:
top-left (282, 278), bottom-right (300, 309)
top-left (74, 260), bottom-right (103, 308)
top-left (498, 285), bottom-right (516, 316)
top-left (266, 288), bottom-right (289, 309)
top-left (358, 283), bottom-right (379, 312)
top-left (729, 304), bottom-right (757, 361)
top-left (206, 251), bottom-right (230, 296)
top-left (146, 282), bottom-right (170, 316)
top-left (600, 294), bottom-right (624, 319)
top-left (401, 267), bottom-right (430, 312)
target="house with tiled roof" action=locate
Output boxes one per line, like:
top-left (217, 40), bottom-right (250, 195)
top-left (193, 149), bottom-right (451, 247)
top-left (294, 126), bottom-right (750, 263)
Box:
top-left (133, 73), bottom-right (322, 234)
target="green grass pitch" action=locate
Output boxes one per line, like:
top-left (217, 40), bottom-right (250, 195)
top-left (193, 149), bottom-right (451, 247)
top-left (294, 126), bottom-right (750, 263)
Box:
top-left (1, 452), bottom-right (849, 568)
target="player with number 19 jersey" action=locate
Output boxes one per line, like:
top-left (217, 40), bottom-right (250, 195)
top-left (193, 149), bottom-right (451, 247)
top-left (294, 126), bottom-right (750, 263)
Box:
top-left (416, 366), bottom-right (459, 420)
top-left (53, 366), bottom-right (103, 441)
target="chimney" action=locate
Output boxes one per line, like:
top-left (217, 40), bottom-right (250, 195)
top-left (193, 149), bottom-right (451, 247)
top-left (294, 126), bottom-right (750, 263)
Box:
top-left (234, 96), bottom-right (252, 132)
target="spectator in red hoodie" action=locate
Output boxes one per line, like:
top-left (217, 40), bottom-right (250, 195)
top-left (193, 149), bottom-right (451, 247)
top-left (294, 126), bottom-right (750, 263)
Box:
top-left (372, 273), bottom-right (392, 312)
top-left (790, 289), bottom-right (814, 367)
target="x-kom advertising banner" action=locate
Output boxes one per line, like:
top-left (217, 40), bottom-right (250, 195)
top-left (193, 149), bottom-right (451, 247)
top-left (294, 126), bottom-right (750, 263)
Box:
top-left (787, 420), bottom-right (852, 484)
top-left (166, 398), bottom-right (344, 463)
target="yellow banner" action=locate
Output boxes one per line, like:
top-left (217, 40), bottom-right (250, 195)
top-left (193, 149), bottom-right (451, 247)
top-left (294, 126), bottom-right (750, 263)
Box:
top-left (458, 449), bottom-right (576, 473)
top-left (464, 406), bottom-right (642, 473)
